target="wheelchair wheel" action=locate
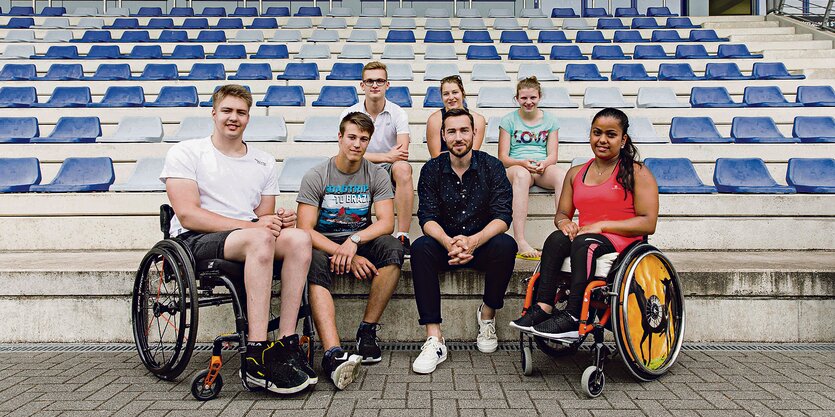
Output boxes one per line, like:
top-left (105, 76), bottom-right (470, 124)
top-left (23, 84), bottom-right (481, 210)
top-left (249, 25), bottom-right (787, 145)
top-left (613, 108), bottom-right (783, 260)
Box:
top-left (611, 244), bottom-right (685, 382)
top-left (519, 335), bottom-right (534, 376)
top-left (132, 239), bottom-right (199, 381)
top-left (191, 370), bottom-right (223, 401)
top-left (581, 366), bottom-right (605, 398)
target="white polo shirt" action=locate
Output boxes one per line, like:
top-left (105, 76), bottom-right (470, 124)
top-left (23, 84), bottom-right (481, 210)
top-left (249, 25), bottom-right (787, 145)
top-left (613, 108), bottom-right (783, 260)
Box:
top-left (340, 99), bottom-right (410, 154)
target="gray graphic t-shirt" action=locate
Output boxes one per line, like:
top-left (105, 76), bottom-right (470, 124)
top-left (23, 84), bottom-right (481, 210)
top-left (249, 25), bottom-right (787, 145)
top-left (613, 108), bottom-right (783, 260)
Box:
top-left (296, 158), bottom-right (393, 241)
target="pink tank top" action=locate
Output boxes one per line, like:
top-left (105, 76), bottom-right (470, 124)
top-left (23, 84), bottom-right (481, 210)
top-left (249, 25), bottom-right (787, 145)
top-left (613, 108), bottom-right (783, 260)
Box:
top-left (572, 159), bottom-right (642, 252)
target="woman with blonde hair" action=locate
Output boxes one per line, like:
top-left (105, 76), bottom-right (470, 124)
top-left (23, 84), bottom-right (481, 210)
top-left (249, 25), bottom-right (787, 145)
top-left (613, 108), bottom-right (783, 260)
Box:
top-left (425, 75), bottom-right (486, 158)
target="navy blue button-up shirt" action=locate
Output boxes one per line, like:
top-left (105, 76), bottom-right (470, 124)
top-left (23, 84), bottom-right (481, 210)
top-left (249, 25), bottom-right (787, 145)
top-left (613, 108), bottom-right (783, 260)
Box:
top-left (418, 150), bottom-right (513, 237)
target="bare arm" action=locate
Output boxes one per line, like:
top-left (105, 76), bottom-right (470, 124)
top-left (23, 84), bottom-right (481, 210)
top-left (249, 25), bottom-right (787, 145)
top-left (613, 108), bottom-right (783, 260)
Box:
top-left (472, 112), bottom-right (486, 151)
top-left (498, 127), bottom-right (534, 169)
top-left (540, 129), bottom-right (559, 169)
top-left (554, 167), bottom-right (578, 226)
top-left (167, 178), bottom-right (258, 233)
top-left (297, 202), bottom-right (342, 255)
top-left (426, 111), bottom-right (443, 159)
top-left (364, 133), bottom-right (411, 164)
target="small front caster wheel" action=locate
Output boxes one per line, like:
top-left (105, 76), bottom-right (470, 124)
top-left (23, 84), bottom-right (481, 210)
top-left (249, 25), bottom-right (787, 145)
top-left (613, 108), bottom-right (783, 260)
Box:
top-left (581, 366), bottom-right (605, 398)
top-left (191, 370), bottom-right (223, 401)
top-left (521, 345), bottom-right (534, 376)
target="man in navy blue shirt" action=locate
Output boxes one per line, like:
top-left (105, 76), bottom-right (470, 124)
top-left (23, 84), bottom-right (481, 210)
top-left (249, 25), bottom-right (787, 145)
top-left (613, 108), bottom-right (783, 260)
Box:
top-left (410, 108), bottom-right (517, 374)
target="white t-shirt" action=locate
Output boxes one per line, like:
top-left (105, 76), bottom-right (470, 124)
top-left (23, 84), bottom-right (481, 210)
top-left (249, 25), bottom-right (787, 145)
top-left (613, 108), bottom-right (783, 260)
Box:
top-left (159, 136), bottom-right (279, 237)
top-left (339, 99), bottom-right (410, 154)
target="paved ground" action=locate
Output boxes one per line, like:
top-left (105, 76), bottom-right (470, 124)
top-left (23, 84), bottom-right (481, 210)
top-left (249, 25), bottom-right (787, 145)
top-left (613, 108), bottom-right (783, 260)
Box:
top-left (0, 345), bottom-right (833, 417)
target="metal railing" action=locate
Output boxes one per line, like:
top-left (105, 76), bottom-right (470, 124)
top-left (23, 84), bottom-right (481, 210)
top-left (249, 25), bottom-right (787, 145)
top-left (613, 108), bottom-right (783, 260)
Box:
top-left (776, 0), bottom-right (835, 31)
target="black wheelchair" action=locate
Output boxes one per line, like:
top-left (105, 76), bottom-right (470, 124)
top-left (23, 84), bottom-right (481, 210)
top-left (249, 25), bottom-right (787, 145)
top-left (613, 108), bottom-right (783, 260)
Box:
top-left (131, 204), bottom-right (316, 401)
top-left (517, 240), bottom-right (685, 397)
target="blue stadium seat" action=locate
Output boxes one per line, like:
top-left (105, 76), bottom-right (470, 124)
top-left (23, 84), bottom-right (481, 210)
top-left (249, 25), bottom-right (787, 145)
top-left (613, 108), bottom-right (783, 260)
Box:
top-left (657, 63), bottom-right (702, 80)
top-left (591, 45), bottom-right (629, 60)
top-left (180, 63), bottom-right (225, 80)
top-left (145, 86), bottom-right (199, 107)
top-left (615, 7), bottom-right (642, 16)
top-left (669, 117), bottom-right (731, 143)
top-left (277, 63), bottom-right (319, 80)
top-left (214, 18), bottom-right (243, 29)
top-left (30, 117), bottom-right (101, 143)
top-left (792, 116), bottom-right (835, 143)
top-left (199, 7), bottom-right (226, 17)
top-left (462, 30), bottom-right (493, 43)
top-left (786, 158), bottom-right (835, 193)
top-left (717, 44), bottom-right (762, 59)
top-left (84, 45), bottom-right (121, 60)
top-left (207, 44), bottom-right (245, 59)
top-left (193, 30), bottom-right (226, 42)
top-left (665, 17), bottom-right (698, 28)
top-left (713, 158), bottom-right (794, 194)
top-left (743, 86), bottom-right (802, 107)
top-left (386, 86), bottom-right (412, 108)
top-left (549, 45), bottom-right (586, 60)
top-left (133, 64), bottom-right (179, 80)
top-left (647, 7), bottom-right (678, 16)
top-left (564, 64), bottom-right (607, 81)
top-left (689, 29), bottom-right (728, 42)
top-left (500, 31), bottom-right (532, 43)
top-left (229, 63), bottom-right (272, 80)
top-left (29, 157), bottom-right (114, 192)
top-left (124, 45), bottom-right (162, 59)
top-left (1, 17), bottom-right (34, 28)
top-left (74, 30), bottom-right (112, 42)
top-left (231, 7), bottom-right (258, 16)
top-left (690, 87), bottom-right (744, 107)
top-left (144, 18), bottom-right (174, 29)
top-left (89, 86), bottom-right (145, 107)
top-left (676, 44), bottom-right (714, 59)
top-left (0, 64), bottom-right (35, 81)
top-left (256, 86), bottom-right (305, 106)
top-left (156, 30), bottom-right (188, 42)
top-left (631, 17), bottom-right (662, 28)
top-left (295, 6), bottom-right (322, 16)
top-left (575, 31), bottom-right (609, 43)
top-left (263, 7), bottom-right (290, 16)
top-left (312, 86), bottom-right (358, 106)
top-left (423, 86), bottom-right (443, 107)
top-left (180, 18), bottom-right (209, 29)
top-left (731, 117), bottom-right (797, 143)
top-left (168, 7), bottom-right (194, 16)
top-left (105, 18), bottom-right (138, 29)
top-left (0, 118), bottom-right (39, 143)
top-left (0, 157), bottom-right (40, 192)
top-left (134, 7), bottom-right (163, 16)
top-left (83, 64), bottom-right (131, 81)
top-left (467, 45), bottom-right (500, 60)
top-left (551, 8), bottom-right (579, 18)
top-left (752, 62), bottom-right (805, 80)
top-left (425, 31), bottom-right (454, 43)
top-left (597, 18), bottom-right (628, 29)
top-left (611, 63), bottom-right (656, 81)
top-left (613, 30), bottom-right (648, 43)
top-left (32, 45), bottom-right (79, 59)
top-left (633, 45), bottom-right (670, 59)
top-left (651, 30), bottom-right (685, 42)
top-left (0, 87), bottom-right (37, 108)
top-left (249, 17), bottom-right (278, 29)
top-left (796, 86), bottom-right (835, 106)
top-left (251, 44), bottom-right (289, 59)
top-left (386, 30), bottom-right (416, 42)
top-left (32, 87), bottom-right (90, 108)
top-left (644, 158), bottom-right (716, 193)
top-left (167, 44), bottom-right (204, 59)
top-left (537, 31), bottom-right (569, 43)
top-left (508, 45), bottom-right (544, 60)
top-left (326, 63), bottom-right (363, 80)
top-left (583, 7), bottom-right (610, 17)
top-left (38, 64), bottom-right (83, 80)
top-left (200, 85), bottom-right (251, 107)
top-left (704, 63), bottom-right (752, 80)
top-left (117, 30), bottom-right (151, 42)
top-left (7, 6), bottom-right (34, 15)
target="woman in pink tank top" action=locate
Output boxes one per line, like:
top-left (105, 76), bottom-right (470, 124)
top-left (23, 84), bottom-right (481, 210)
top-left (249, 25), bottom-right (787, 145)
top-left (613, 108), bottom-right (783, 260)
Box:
top-left (510, 108), bottom-right (659, 340)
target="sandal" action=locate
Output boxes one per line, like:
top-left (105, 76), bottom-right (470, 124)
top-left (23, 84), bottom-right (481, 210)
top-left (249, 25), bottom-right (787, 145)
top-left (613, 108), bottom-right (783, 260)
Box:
top-left (516, 249), bottom-right (542, 261)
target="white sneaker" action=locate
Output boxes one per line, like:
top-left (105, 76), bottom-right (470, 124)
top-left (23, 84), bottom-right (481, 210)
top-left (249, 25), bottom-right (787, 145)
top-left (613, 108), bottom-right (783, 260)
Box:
top-left (476, 304), bottom-right (498, 353)
top-left (412, 336), bottom-right (447, 374)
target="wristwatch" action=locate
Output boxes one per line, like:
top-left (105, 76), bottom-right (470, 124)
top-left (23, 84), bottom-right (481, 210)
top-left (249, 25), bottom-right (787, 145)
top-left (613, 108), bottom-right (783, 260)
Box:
top-left (350, 234), bottom-right (362, 244)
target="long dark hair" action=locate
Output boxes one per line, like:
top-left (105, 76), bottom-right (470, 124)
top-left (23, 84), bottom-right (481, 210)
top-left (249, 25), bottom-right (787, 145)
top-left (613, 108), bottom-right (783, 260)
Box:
top-left (591, 108), bottom-right (641, 197)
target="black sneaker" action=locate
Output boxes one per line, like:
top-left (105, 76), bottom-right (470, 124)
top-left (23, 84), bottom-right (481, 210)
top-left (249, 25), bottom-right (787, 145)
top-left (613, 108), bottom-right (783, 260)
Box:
top-left (322, 347), bottom-right (362, 390)
top-left (509, 304), bottom-right (553, 332)
top-left (356, 322), bottom-right (382, 364)
top-left (397, 235), bottom-right (411, 259)
top-left (531, 310), bottom-right (580, 340)
top-left (243, 340), bottom-right (310, 394)
top-left (282, 334), bottom-right (318, 385)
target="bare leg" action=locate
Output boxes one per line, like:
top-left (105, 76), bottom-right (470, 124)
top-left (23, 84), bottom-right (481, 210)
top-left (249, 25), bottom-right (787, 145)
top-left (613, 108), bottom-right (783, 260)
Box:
top-left (391, 161), bottom-right (414, 234)
top-left (533, 165), bottom-right (566, 215)
top-left (425, 323), bottom-right (442, 339)
top-left (223, 228), bottom-right (276, 341)
top-left (480, 304), bottom-right (496, 320)
top-left (506, 165), bottom-right (536, 255)
top-left (273, 228), bottom-right (312, 338)
top-left (309, 283), bottom-right (340, 350)
top-left (362, 265), bottom-right (400, 323)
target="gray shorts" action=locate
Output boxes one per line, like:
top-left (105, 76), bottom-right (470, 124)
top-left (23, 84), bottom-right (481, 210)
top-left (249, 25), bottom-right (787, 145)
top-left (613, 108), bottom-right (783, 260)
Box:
top-left (308, 235), bottom-right (405, 290)
top-left (177, 230), bottom-right (236, 261)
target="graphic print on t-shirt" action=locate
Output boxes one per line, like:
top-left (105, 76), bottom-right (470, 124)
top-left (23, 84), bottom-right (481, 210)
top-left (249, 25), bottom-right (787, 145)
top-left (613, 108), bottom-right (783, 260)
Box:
top-left (509, 128), bottom-right (549, 144)
top-left (317, 184), bottom-right (371, 234)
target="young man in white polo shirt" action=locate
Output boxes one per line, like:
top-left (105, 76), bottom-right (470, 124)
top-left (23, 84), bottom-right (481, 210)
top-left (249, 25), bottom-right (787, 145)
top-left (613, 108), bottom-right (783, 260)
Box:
top-left (339, 61), bottom-right (414, 256)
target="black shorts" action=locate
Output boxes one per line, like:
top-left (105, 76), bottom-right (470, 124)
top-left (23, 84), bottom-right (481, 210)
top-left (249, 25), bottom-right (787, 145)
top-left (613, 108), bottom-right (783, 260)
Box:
top-left (308, 235), bottom-right (405, 290)
top-left (177, 230), bottom-right (236, 261)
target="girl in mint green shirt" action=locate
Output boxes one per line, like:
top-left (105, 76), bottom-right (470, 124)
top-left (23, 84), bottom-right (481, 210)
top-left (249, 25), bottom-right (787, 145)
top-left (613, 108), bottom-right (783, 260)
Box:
top-left (498, 77), bottom-right (567, 260)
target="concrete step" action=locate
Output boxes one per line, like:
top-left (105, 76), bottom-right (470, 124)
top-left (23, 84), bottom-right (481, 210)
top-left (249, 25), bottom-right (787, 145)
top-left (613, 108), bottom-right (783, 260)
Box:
top-left (0, 250), bottom-right (831, 343)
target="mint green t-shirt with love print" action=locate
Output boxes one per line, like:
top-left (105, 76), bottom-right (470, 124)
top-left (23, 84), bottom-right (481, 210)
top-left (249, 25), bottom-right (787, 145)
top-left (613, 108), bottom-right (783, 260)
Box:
top-left (499, 110), bottom-right (560, 162)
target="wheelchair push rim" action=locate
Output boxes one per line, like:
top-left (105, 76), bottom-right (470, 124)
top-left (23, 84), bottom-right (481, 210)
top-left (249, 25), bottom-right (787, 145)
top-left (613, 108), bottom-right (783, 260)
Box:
top-left (132, 239), bottom-right (199, 380)
top-left (611, 245), bottom-right (685, 381)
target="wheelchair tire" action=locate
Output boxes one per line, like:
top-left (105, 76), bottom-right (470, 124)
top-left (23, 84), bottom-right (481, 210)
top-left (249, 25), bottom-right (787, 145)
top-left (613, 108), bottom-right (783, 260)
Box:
top-left (581, 366), bottom-right (605, 398)
top-left (132, 239), bottom-right (199, 381)
top-left (610, 244), bottom-right (685, 382)
top-left (191, 370), bottom-right (223, 401)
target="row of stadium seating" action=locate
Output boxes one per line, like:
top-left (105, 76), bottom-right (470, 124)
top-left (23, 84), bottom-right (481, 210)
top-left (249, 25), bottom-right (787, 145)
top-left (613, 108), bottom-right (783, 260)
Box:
top-left (3, 114), bottom-right (832, 144)
top-left (2, 156), bottom-right (832, 194)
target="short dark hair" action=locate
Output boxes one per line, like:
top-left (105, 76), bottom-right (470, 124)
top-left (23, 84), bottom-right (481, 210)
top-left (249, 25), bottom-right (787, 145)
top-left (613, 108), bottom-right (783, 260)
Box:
top-left (441, 107), bottom-right (474, 133)
top-left (339, 112), bottom-right (375, 136)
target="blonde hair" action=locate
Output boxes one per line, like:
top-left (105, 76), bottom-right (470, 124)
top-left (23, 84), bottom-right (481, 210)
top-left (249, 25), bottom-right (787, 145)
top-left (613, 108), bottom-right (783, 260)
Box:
top-left (440, 74), bottom-right (466, 98)
top-left (515, 76), bottom-right (542, 97)
top-left (362, 61), bottom-right (388, 79)
top-left (212, 84), bottom-right (252, 109)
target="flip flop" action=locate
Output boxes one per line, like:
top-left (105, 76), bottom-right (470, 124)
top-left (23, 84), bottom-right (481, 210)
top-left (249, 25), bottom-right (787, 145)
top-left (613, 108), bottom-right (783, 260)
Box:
top-left (516, 250), bottom-right (542, 261)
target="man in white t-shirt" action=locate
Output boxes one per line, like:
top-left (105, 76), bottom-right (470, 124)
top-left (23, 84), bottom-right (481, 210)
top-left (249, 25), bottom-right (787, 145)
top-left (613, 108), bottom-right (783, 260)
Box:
top-left (159, 85), bottom-right (315, 395)
top-left (339, 61), bottom-right (414, 256)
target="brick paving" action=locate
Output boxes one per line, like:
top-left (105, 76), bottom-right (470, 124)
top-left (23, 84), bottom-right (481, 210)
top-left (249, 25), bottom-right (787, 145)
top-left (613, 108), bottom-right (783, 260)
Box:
top-left (0, 347), bottom-right (833, 416)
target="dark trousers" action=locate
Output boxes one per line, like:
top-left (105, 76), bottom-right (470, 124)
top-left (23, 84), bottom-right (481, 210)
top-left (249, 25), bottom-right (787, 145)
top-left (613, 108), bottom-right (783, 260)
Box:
top-left (411, 234), bottom-right (517, 325)
top-left (535, 232), bottom-right (616, 317)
